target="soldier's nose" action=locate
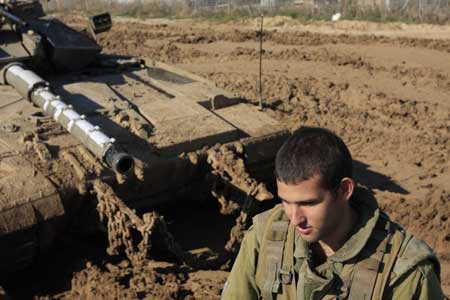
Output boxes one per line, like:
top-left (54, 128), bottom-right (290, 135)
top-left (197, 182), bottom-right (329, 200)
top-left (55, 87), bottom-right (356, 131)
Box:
top-left (289, 206), bottom-right (305, 226)
top-left (291, 216), bottom-right (306, 227)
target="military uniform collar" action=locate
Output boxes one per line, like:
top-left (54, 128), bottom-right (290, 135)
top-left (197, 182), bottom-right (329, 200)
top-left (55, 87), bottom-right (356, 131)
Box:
top-left (293, 186), bottom-right (380, 262)
top-left (294, 231), bottom-right (309, 258)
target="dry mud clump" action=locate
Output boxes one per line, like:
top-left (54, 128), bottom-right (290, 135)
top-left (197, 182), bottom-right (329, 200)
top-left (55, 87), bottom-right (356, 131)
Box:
top-left (63, 261), bottom-right (227, 300)
top-left (53, 17), bottom-right (450, 298)
top-left (69, 262), bottom-right (181, 300)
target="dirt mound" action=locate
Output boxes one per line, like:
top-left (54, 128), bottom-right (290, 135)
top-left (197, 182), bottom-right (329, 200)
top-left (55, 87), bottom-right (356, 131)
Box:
top-left (222, 46), bottom-right (450, 95)
top-left (61, 261), bottom-right (227, 300)
top-left (97, 28), bottom-right (208, 64)
top-left (378, 188), bottom-right (450, 253)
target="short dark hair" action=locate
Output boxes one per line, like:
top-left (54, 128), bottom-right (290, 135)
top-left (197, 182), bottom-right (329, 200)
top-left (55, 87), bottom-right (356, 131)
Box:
top-left (275, 127), bottom-right (352, 190)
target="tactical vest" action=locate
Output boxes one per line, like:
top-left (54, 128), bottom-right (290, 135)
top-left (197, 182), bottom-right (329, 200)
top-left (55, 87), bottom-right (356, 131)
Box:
top-left (253, 203), bottom-right (439, 300)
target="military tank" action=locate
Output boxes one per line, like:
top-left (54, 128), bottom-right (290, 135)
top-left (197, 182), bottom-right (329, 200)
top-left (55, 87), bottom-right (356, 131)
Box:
top-left (0, 0), bottom-right (287, 275)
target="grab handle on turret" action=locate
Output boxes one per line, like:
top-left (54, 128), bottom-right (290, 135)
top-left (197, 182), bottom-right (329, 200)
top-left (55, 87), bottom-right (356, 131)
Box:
top-left (1, 62), bottom-right (134, 174)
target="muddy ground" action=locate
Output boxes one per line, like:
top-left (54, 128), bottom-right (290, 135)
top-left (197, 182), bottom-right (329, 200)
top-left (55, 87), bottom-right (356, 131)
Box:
top-left (5, 16), bottom-right (450, 299)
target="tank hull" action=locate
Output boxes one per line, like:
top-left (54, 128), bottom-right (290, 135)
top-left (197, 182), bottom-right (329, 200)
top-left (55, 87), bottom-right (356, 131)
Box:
top-left (0, 60), bottom-right (287, 273)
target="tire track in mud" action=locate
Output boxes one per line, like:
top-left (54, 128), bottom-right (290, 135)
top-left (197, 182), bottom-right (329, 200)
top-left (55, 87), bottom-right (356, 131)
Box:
top-left (98, 20), bottom-right (450, 53)
top-left (222, 47), bottom-right (450, 93)
top-left (78, 17), bottom-right (450, 95)
top-left (265, 30), bottom-right (450, 53)
top-left (63, 15), bottom-right (450, 54)
top-left (203, 67), bottom-right (449, 135)
top-left (99, 37), bottom-right (209, 64)
top-left (168, 26), bottom-right (450, 54)
top-left (97, 24), bottom-right (450, 93)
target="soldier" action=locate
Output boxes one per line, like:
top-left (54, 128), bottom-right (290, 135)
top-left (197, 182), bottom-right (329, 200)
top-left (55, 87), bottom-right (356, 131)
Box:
top-left (222, 127), bottom-right (445, 300)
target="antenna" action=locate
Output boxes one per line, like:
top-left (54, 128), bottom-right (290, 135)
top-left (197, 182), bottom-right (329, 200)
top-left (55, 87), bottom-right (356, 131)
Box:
top-left (258, 14), bottom-right (264, 110)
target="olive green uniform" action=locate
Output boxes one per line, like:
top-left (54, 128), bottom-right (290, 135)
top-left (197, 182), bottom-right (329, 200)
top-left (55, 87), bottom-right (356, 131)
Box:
top-left (222, 188), bottom-right (445, 300)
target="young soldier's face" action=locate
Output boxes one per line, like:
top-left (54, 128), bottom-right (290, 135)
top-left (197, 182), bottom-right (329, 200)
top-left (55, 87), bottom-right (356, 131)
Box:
top-left (277, 175), bottom-right (350, 245)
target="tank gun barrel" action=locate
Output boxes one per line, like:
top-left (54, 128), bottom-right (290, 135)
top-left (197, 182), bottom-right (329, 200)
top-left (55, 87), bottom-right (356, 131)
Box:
top-left (1, 63), bottom-right (134, 174)
top-left (0, 6), bottom-right (27, 27)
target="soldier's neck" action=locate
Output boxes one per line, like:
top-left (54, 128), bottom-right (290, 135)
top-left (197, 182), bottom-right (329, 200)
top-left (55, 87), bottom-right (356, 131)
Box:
top-left (317, 205), bottom-right (359, 258)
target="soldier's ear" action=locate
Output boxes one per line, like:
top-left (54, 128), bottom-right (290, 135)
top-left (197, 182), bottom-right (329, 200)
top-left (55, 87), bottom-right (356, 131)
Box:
top-left (338, 177), bottom-right (354, 202)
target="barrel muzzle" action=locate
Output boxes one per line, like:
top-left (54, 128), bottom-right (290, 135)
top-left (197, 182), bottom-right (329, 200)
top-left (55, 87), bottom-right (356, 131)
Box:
top-left (104, 145), bottom-right (134, 174)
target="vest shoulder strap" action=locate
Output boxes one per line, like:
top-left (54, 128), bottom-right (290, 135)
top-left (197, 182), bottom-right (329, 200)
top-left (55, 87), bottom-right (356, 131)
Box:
top-left (348, 213), bottom-right (433, 300)
top-left (348, 213), bottom-right (397, 300)
top-left (389, 232), bottom-right (440, 287)
top-left (253, 206), bottom-right (278, 243)
top-left (254, 205), bottom-right (296, 300)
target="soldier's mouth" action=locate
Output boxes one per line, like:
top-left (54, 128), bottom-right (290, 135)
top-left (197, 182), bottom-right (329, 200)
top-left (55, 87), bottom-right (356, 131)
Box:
top-left (297, 225), bottom-right (313, 235)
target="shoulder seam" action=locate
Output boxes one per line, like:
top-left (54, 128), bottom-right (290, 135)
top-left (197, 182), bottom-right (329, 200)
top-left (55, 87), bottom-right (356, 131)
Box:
top-left (389, 235), bottom-right (437, 287)
top-left (417, 261), bottom-right (430, 278)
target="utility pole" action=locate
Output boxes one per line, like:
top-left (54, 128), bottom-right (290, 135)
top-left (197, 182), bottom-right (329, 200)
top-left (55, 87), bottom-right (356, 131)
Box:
top-left (42, 0), bottom-right (49, 12)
